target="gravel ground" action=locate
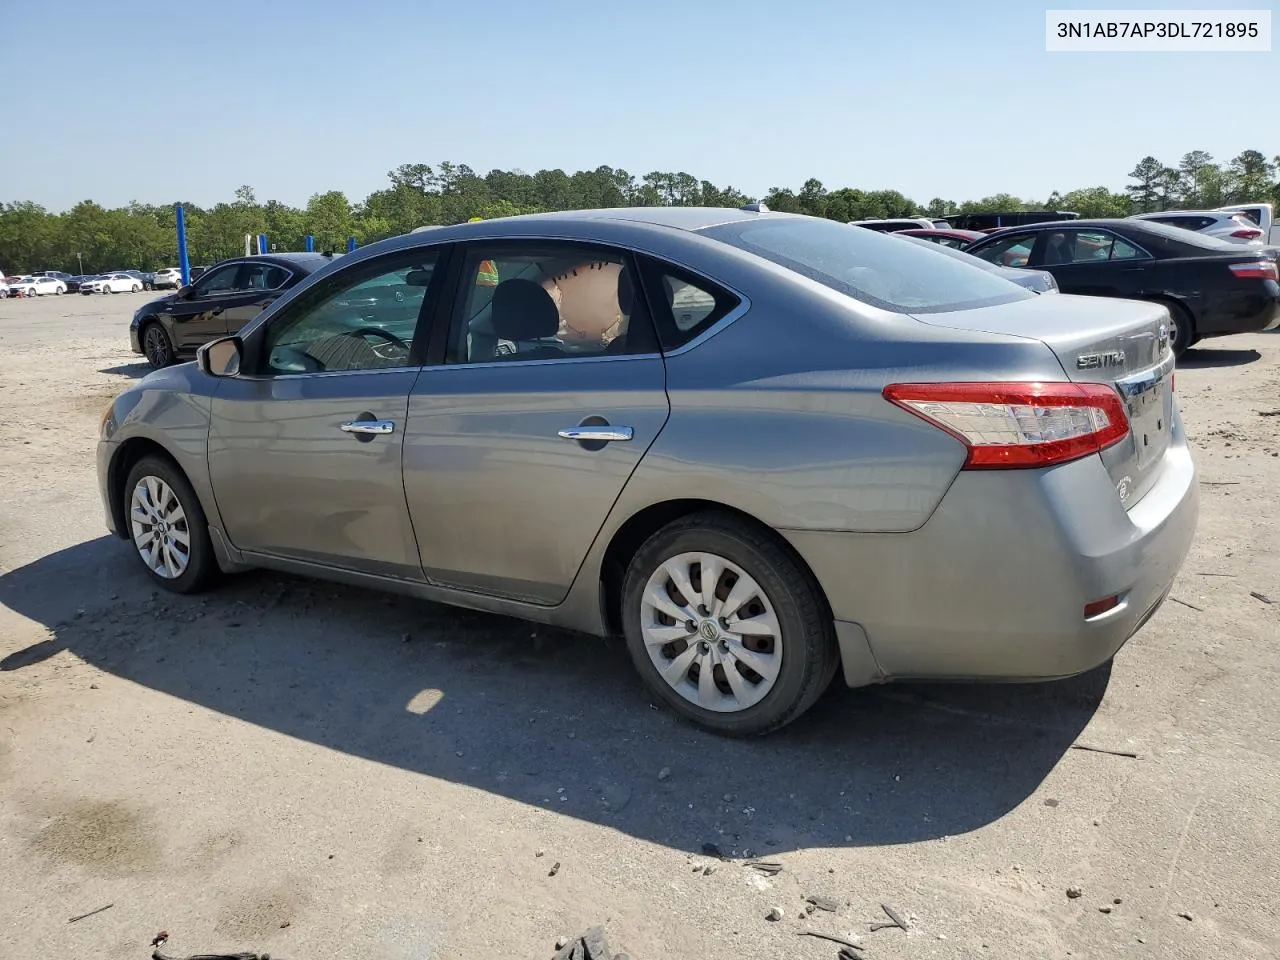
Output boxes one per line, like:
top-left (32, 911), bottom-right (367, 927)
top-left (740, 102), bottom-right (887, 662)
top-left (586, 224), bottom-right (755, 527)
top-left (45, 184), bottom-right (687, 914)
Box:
top-left (1, 291), bottom-right (1277, 960)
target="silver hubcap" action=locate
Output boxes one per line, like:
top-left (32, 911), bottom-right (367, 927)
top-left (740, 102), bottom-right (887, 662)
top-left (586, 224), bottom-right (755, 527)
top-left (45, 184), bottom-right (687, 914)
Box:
top-left (640, 552), bottom-right (782, 713)
top-left (130, 476), bottom-right (190, 579)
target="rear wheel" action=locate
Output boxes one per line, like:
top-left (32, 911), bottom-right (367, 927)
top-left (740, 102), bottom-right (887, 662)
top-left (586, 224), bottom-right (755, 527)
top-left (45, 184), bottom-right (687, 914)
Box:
top-left (621, 511), bottom-right (838, 736)
top-left (131, 283), bottom-right (140, 293)
top-left (1163, 301), bottom-right (1195, 358)
top-left (55, 287), bottom-right (62, 295)
top-left (142, 322), bottom-right (175, 369)
top-left (123, 455), bottom-right (217, 594)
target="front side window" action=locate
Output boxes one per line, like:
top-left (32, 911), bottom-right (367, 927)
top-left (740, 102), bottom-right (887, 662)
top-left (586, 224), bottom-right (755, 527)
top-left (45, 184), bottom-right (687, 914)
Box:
top-left (702, 218), bottom-right (1032, 314)
top-left (260, 254), bottom-right (437, 374)
top-left (447, 244), bottom-right (654, 364)
top-left (1043, 230), bottom-right (1148, 264)
top-left (969, 233), bottom-right (1037, 268)
top-left (192, 264), bottom-right (240, 297)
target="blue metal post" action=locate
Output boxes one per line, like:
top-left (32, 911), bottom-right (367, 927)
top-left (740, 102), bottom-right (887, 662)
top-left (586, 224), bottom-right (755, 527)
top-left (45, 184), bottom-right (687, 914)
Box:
top-left (347, 236), bottom-right (357, 253)
top-left (176, 205), bottom-right (190, 286)
top-left (305, 234), bottom-right (315, 252)
top-left (257, 233), bottom-right (269, 255)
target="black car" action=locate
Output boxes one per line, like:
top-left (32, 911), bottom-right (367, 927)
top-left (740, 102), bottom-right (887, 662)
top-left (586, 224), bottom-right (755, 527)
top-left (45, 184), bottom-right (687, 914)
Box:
top-left (965, 219), bottom-right (1280, 356)
top-left (65, 274), bottom-right (95, 292)
top-left (130, 253), bottom-right (335, 368)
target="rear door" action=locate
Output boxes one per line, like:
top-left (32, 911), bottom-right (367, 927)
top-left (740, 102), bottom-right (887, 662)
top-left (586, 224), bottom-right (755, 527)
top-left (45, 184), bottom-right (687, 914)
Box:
top-left (207, 247), bottom-right (444, 579)
top-left (402, 241), bottom-right (669, 604)
top-left (222, 261), bottom-right (294, 335)
top-left (1029, 228), bottom-right (1153, 297)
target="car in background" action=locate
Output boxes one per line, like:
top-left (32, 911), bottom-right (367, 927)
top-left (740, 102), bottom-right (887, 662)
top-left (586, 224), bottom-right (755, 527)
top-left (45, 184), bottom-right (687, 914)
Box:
top-left (153, 267), bottom-right (183, 289)
top-left (38, 270), bottom-right (75, 283)
top-left (130, 253), bottom-right (332, 368)
top-left (65, 274), bottom-right (96, 292)
top-left (0, 277), bottom-right (10, 298)
top-left (894, 228), bottom-right (986, 249)
top-left (82, 273), bottom-right (143, 294)
top-left (1217, 203), bottom-right (1280, 245)
top-left (893, 233), bottom-right (1059, 293)
top-left (98, 207), bottom-right (1198, 736)
top-left (108, 269), bottom-right (156, 291)
top-left (189, 265), bottom-right (209, 280)
top-left (965, 218), bottom-right (1280, 355)
top-left (849, 217), bottom-right (938, 232)
top-left (10, 275), bottom-right (67, 296)
top-left (1130, 210), bottom-right (1264, 244)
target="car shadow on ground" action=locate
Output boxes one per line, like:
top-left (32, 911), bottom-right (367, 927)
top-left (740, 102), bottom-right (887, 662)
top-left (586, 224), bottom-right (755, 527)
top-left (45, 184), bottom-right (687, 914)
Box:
top-left (1, 538), bottom-right (1108, 855)
top-left (1180, 347), bottom-right (1261, 368)
top-left (99, 362), bottom-right (153, 379)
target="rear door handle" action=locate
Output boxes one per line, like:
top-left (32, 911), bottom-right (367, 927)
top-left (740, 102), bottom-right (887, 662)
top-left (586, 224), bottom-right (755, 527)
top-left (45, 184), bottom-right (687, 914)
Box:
top-left (557, 426), bottom-right (633, 442)
top-left (341, 419), bottom-right (395, 435)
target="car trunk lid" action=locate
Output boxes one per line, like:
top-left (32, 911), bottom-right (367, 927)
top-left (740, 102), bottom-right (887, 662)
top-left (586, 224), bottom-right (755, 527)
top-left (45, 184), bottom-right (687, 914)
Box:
top-left (913, 294), bottom-right (1176, 508)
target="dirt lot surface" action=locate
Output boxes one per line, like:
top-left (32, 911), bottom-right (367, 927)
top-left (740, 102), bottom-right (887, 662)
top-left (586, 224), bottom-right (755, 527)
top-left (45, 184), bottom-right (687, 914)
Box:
top-left (1, 291), bottom-right (1277, 960)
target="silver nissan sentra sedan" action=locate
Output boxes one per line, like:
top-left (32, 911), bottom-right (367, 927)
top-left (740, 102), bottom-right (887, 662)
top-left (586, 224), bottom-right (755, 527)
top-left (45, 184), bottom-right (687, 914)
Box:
top-left (96, 207), bottom-right (1198, 735)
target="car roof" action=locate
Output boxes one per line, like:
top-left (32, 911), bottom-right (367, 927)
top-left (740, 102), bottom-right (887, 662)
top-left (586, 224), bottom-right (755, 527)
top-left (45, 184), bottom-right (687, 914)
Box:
top-left (483, 206), bottom-right (766, 231)
top-left (976, 218), bottom-right (1152, 239)
top-left (210, 253), bottom-right (337, 273)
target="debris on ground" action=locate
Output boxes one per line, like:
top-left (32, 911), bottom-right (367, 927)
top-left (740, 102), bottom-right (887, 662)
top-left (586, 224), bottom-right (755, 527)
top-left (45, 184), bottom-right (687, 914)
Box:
top-left (765, 907), bottom-right (784, 922)
top-left (657, 766), bottom-right (671, 781)
top-left (1067, 886), bottom-right (1083, 899)
top-left (745, 860), bottom-right (783, 875)
top-left (149, 931), bottom-right (269, 960)
top-left (1177, 911), bottom-right (1194, 921)
top-left (548, 861), bottom-right (561, 877)
top-left (805, 893), bottom-right (841, 913)
top-left (1169, 596), bottom-right (1205, 612)
top-left (1099, 906), bottom-right (1113, 914)
top-left (702, 863), bottom-right (717, 876)
top-left (870, 902), bottom-right (910, 932)
top-left (1070, 743), bottom-right (1141, 759)
top-left (1250, 591), bottom-right (1273, 605)
top-left (797, 930), bottom-right (864, 955)
top-left (551, 926), bottom-right (620, 960)
top-left (67, 903), bottom-right (112, 923)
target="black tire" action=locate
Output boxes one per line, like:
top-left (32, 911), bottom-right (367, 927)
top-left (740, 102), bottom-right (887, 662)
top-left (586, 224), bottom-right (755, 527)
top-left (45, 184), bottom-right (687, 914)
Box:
top-left (123, 454), bottom-right (218, 594)
top-left (1163, 300), bottom-right (1195, 358)
top-left (620, 511), bottom-right (839, 736)
top-left (55, 287), bottom-right (62, 295)
top-left (142, 321), bottom-right (175, 369)
top-left (131, 283), bottom-right (140, 293)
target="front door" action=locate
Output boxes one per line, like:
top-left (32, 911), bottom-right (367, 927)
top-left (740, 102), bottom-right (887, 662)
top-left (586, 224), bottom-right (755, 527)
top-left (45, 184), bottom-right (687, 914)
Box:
top-left (163, 262), bottom-right (242, 352)
top-left (207, 248), bottom-right (444, 580)
top-left (403, 241), bottom-right (670, 604)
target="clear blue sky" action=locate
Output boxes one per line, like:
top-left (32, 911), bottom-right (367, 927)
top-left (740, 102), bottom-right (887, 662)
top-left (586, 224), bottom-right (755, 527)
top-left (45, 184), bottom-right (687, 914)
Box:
top-left (1, 0), bottom-right (1275, 211)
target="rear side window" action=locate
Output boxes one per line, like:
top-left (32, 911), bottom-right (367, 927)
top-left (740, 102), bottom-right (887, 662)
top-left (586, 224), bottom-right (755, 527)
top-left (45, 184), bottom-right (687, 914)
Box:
top-left (636, 258), bottom-right (740, 350)
top-left (702, 217), bottom-right (1032, 314)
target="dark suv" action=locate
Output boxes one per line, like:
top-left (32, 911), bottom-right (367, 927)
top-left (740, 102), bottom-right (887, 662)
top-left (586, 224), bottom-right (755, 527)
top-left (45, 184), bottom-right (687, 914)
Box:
top-left (130, 254), bottom-right (336, 368)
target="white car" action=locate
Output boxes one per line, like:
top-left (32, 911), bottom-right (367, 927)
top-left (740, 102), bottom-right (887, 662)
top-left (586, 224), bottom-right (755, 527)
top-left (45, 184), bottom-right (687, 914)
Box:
top-left (81, 273), bottom-right (143, 294)
top-left (1216, 203), bottom-right (1280, 245)
top-left (11, 275), bottom-right (67, 296)
top-left (1131, 210), bottom-right (1266, 244)
top-left (153, 267), bottom-right (183, 289)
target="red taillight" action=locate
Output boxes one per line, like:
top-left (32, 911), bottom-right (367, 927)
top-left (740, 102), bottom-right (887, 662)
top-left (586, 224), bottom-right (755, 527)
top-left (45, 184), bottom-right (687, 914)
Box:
top-left (1229, 261), bottom-right (1279, 280)
top-left (883, 382), bottom-right (1130, 469)
top-left (1084, 595), bottom-right (1121, 618)
top-left (1229, 228), bottom-right (1264, 240)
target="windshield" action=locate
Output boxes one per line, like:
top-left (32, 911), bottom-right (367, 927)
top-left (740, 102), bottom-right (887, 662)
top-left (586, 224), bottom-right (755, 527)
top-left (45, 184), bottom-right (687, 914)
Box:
top-left (701, 216), bottom-right (1033, 313)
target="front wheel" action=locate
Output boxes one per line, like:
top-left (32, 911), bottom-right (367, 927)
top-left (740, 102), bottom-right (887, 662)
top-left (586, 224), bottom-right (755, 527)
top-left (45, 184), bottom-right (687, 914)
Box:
top-left (142, 322), bottom-right (175, 369)
top-left (131, 284), bottom-right (140, 293)
top-left (621, 511), bottom-right (839, 736)
top-left (123, 455), bottom-right (217, 593)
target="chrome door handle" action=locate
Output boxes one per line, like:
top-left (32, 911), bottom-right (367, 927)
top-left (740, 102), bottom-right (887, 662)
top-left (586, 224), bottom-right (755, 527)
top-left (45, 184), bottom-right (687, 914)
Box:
top-left (557, 426), bottom-right (633, 442)
top-left (340, 419), bottom-right (395, 435)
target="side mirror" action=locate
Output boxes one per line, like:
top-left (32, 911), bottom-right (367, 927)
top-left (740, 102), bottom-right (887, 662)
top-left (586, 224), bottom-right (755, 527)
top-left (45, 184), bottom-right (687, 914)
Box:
top-left (198, 336), bottom-right (242, 378)
top-left (176, 284), bottom-right (193, 299)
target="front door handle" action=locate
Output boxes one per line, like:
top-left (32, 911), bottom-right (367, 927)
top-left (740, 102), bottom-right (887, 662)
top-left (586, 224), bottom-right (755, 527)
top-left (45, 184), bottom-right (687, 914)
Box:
top-left (341, 419), bottom-right (395, 435)
top-left (557, 426), bottom-right (633, 442)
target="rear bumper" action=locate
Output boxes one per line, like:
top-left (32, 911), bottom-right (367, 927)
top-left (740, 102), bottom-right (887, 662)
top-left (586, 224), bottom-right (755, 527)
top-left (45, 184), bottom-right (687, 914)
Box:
top-left (785, 433), bottom-right (1198, 685)
top-left (1197, 284), bottom-right (1280, 336)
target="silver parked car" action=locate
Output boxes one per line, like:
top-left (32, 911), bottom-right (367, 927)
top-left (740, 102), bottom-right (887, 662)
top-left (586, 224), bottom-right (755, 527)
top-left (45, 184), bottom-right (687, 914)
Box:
top-left (97, 208), bottom-right (1198, 735)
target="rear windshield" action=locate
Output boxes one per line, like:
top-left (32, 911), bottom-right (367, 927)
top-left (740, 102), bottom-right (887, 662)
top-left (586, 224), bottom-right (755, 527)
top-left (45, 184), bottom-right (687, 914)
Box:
top-left (1130, 219), bottom-right (1238, 250)
top-left (701, 216), bottom-right (1033, 314)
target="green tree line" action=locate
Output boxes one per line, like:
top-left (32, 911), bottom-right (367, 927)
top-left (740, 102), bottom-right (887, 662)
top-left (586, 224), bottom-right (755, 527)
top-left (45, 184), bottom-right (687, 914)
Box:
top-left (2, 150), bottom-right (1277, 274)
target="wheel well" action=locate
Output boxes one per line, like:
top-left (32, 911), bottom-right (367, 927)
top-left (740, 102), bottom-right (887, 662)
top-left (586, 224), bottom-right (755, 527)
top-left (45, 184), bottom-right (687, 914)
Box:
top-left (1144, 295), bottom-right (1195, 334)
top-left (598, 499), bottom-right (835, 637)
top-left (107, 438), bottom-right (180, 538)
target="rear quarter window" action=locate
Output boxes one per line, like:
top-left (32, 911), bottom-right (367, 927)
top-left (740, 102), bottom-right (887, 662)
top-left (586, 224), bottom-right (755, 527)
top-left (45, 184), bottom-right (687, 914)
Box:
top-left (703, 217), bottom-right (1033, 314)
